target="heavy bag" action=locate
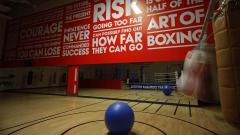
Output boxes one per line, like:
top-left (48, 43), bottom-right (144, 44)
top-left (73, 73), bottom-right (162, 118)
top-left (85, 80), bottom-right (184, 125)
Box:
top-left (213, 0), bottom-right (240, 127)
top-left (178, 45), bottom-right (219, 103)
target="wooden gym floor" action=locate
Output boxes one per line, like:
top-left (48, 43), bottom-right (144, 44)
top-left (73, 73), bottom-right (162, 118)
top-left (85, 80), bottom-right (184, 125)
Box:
top-left (78, 89), bottom-right (198, 106)
top-left (0, 90), bottom-right (240, 135)
top-left (6, 88), bottom-right (199, 106)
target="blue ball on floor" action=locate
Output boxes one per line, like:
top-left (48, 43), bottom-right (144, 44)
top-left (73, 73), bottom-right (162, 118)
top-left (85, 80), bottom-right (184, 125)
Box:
top-left (163, 85), bottom-right (173, 96)
top-left (105, 102), bottom-right (134, 135)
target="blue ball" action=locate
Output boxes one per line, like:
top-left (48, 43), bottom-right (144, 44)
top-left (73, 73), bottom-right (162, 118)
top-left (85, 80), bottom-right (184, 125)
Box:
top-left (163, 85), bottom-right (173, 96)
top-left (105, 102), bottom-right (134, 134)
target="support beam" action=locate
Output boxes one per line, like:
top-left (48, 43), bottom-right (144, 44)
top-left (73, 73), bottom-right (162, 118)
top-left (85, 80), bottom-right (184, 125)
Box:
top-left (67, 65), bottom-right (79, 96)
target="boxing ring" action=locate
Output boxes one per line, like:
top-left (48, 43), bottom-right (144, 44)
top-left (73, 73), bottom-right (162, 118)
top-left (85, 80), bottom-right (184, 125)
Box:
top-left (77, 71), bottom-right (198, 107)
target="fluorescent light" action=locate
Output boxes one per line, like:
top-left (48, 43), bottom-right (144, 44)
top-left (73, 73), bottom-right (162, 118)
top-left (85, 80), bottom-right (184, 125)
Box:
top-left (131, 1), bottom-right (142, 14)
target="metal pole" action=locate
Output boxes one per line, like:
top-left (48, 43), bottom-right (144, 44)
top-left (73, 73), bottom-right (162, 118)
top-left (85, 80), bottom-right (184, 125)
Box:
top-left (198, 0), bottom-right (218, 42)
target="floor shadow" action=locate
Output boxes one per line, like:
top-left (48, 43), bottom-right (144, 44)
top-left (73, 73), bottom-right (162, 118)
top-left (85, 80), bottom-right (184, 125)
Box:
top-left (198, 100), bottom-right (221, 107)
top-left (107, 131), bottom-right (137, 135)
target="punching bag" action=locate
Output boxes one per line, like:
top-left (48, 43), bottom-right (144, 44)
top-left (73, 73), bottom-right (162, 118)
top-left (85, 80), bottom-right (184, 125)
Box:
top-left (178, 45), bottom-right (219, 103)
top-left (213, 0), bottom-right (240, 127)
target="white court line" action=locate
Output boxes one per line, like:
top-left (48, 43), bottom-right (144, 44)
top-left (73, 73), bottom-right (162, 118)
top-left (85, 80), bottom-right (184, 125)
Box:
top-left (93, 23), bottom-right (142, 33)
top-left (147, 44), bottom-right (197, 50)
top-left (147, 25), bottom-right (203, 34)
top-left (147, 4), bottom-right (204, 16)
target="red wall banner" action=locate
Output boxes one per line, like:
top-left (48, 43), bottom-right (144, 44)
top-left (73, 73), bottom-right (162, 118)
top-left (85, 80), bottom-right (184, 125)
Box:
top-left (3, 0), bottom-right (211, 67)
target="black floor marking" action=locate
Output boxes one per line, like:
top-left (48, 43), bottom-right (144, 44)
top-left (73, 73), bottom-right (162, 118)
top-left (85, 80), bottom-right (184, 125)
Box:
top-left (155, 104), bottom-right (164, 113)
top-left (135, 121), bottom-right (167, 135)
top-left (173, 100), bottom-right (181, 115)
top-left (126, 101), bottom-right (131, 104)
top-left (189, 101), bottom-right (192, 117)
top-left (60, 120), bottom-right (167, 135)
top-left (151, 97), bottom-right (157, 101)
top-left (60, 120), bottom-right (103, 135)
top-left (131, 102), bottom-right (140, 108)
top-left (142, 97), bottom-right (148, 101)
top-left (136, 111), bottom-right (218, 135)
top-left (136, 97), bottom-right (143, 100)
top-left (4, 110), bottom-right (218, 135)
top-left (6, 110), bottom-right (106, 135)
top-left (149, 98), bottom-right (156, 101)
top-left (142, 103), bottom-right (153, 112)
top-left (155, 100), bottom-right (168, 113)
top-left (150, 97), bottom-right (157, 101)
top-left (120, 94), bottom-right (132, 98)
top-left (0, 93), bottom-right (132, 132)
top-left (143, 97), bottom-right (151, 101)
top-left (136, 97), bottom-right (144, 101)
top-left (0, 93), bottom-right (203, 134)
top-left (77, 95), bottom-right (198, 107)
top-left (0, 101), bottom-right (106, 132)
top-left (148, 97), bottom-right (153, 101)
